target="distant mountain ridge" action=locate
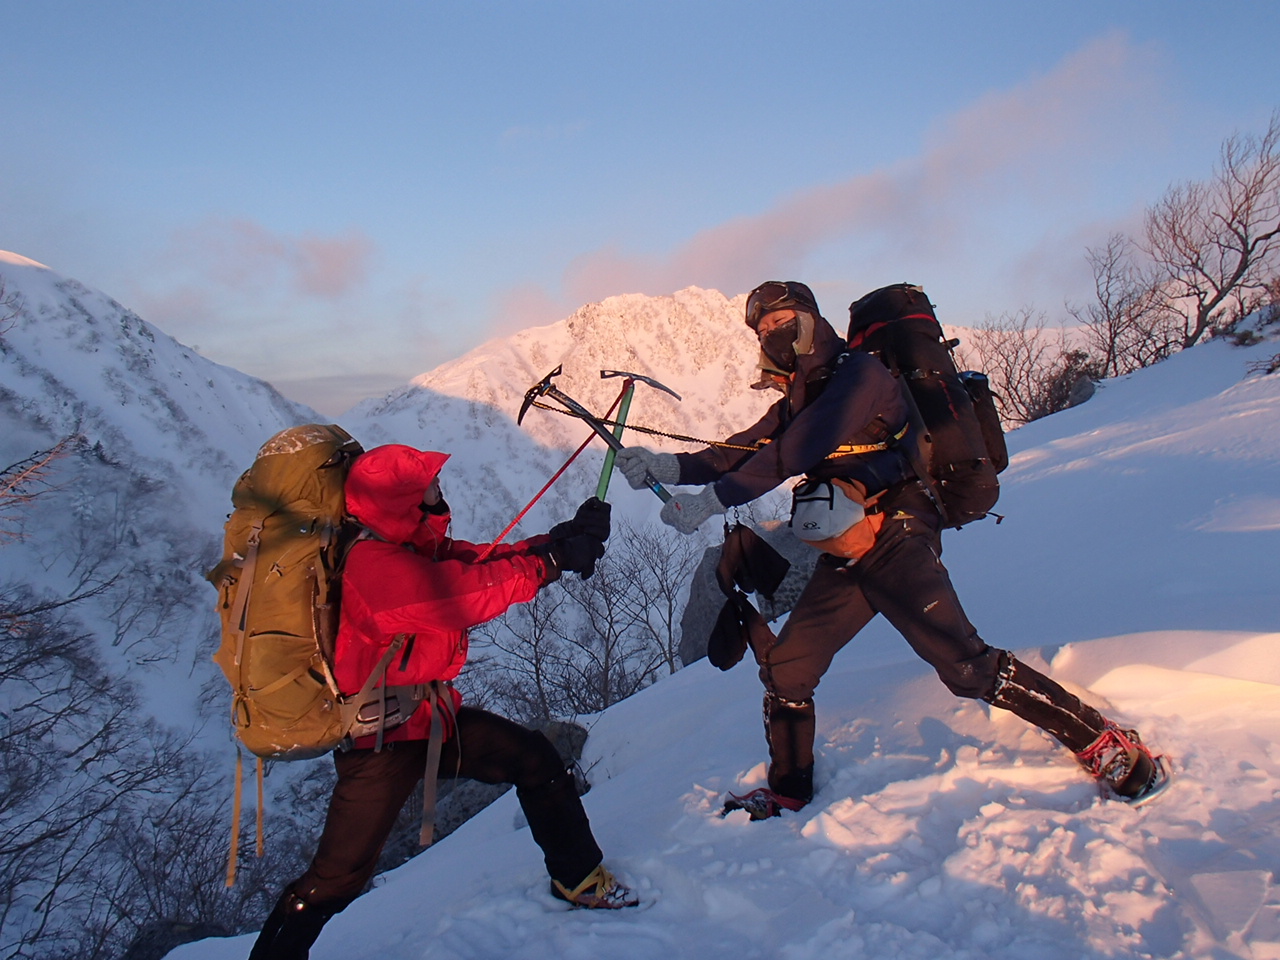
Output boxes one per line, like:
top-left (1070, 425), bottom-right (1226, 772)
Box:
top-left (344, 286), bottom-right (783, 538)
top-left (0, 254), bottom-right (783, 718)
top-left (0, 252), bottom-right (318, 710)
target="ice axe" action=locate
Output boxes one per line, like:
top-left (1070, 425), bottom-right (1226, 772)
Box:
top-left (518, 365), bottom-right (674, 503)
top-left (595, 370), bottom-right (682, 500)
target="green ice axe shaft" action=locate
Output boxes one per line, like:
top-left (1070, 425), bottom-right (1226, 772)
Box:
top-left (595, 379), bottom-right (635, 500)
top-left (593, 367), bottom-right (682, 502)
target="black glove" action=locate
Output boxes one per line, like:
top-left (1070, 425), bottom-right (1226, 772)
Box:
top-left (544, 533), bottom-right (606, 580)
top-left (548, 497), bottom-right (612, 542)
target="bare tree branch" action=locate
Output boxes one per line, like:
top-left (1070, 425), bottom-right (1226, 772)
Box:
top-left (0, 439), bottom-right (79, 545)
top-left (0, 278), bottom-right (22, 338)
top-left (1143, 111), bottom-right (1280, 348)
top-left (958, 309), bottom-right (1099, 426)
top-left (1069, 233), bottom-right (1180, 377)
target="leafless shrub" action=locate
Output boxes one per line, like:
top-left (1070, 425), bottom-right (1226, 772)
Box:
top-left (470, 590), bottom-right (576, 723)
top-left (0, 278), bottom-right (22, 338)
top-left (616, 523), bottom-right (702, 677)
top-left (0, 593), bottom-right (185, 958)
top-left (472, 519), bottom-right (701, 723)
top-left (0, 585), bottom-right (305, 959)
top-left (0, 439), bottom-right (77, 544)
top-left (1069, 233), bottom-right (1180, 378)
top-left (1143, 111), bottom-right (1280, 349)
top-left (959, 308), bottom-right (1100, 426)
top-left (557, 548), bottom-right (660, 714)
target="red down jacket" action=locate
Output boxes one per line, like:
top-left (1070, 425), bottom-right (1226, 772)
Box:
top-left (335, 444), bottom-right (553, 746)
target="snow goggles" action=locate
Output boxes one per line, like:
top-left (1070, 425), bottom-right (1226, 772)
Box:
top-left (745, 280), bottom-right (819, 330)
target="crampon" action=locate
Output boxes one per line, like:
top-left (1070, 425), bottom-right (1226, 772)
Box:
top-left (1076, 721), bottom-right (1171, 806)
top-left (550, 865), bottom-right (639, 910)
top-left (721, 787), bottom-right (808, 820)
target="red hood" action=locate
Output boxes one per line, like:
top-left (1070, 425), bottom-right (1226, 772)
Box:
top-left (345, 445), bottom-right (451, 544)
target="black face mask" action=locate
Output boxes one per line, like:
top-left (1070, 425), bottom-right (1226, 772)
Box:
top-left (760, 318), bottom-right (800, 372)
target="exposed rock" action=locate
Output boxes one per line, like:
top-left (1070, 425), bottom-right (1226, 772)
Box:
top-left (1067, 376), bottom-right (1096, 408)
top-left (678, 521), bottom-right (817, 665)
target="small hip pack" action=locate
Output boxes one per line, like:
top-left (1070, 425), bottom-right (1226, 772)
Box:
top-left (789, 477), bottom-right (885, 560)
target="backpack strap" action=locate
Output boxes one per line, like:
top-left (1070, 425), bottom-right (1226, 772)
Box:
top-left (223, 750), bottom-right (268, 889)
top-left (338, 634), bottom-right (409, 750)
top-left (418, 681), bottom-right (456, 847)
top-left (225, 748), bottom-right (244, 888)
top-left (870, 344), bottom-right (949, 527)
top-left (255, 755), bottom-right (265, 859)
top-left (825, 421), bottom-right (910, 457)
top-left (227, 520), bottom-right (265, 667)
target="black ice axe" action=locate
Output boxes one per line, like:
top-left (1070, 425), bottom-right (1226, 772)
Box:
top-left (518, 365), bottom-right (675, 503)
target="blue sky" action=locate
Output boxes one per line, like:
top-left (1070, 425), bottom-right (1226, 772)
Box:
top-left (3, 1), bottom-right (1278, 415)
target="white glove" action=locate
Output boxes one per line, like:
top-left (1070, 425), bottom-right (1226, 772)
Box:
top-left (615, 448), bottom-right (681, 490)
top-left (660, 485), bottom-right (726, 535)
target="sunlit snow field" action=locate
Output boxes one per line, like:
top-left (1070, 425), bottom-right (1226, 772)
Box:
top-left (169, 334), bottom-right (1280, 957)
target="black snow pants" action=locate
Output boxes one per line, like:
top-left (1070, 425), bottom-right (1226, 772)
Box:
top-left (290, 706), bottom-right (602, 911)
top-left (759, 485), bottom-right (1106, 799)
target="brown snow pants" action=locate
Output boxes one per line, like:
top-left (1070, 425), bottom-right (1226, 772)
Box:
top-left (291, 706), bottom-right (602, 911)
top-left (759, 485), bottom-right (1106, 797)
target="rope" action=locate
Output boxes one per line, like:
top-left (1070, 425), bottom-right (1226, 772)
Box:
top-left (524, 400), bottom-right (907, 457)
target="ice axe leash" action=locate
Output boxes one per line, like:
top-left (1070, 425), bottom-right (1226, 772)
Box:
top-left (476, 380), bottom-right (631, 562)
top-left (519, 365), bottom-right (674, 503)
top-left (594, 369), bottom-right (683, 501)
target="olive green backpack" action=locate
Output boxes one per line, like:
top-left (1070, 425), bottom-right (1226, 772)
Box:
top-left (208, 423), bottom-right (370, 762)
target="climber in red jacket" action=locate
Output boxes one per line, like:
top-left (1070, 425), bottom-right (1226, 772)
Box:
top-left (249, 444), bottom-right (636, 960)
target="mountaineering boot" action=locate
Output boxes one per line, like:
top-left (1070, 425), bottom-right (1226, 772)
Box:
top-left (985, 652), bottom-right (1170, 804)
top-left (1075, 721), bottom-right (1170, 805)
top-left (722, 787), bottom-right (808, 820)
top-left (247, 888), bottom-right (335, 960)
top-left (763, 692), bottom-right (816, 802)
top-left (722, 693), bottom-right (814, 819)
top-left (983, 652), bottom-right (1108, 752)
top-left (550, 864), bottom-right (640, 909)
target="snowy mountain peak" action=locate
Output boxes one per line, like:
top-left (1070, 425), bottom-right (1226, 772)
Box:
top-left (0, 250), bottom-right (50, 269)
top-left (342, 285), bottom-right (783, 538)
top-left (0, 250), bottom-right (315, 516)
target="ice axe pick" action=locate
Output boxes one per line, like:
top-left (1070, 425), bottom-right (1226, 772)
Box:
top-left (518, 366), bottom-right (674, 503)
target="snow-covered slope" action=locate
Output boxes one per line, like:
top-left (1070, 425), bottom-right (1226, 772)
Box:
top-left (946, 337), bottom-right (1280, 645)
top-left (0, 252), bottom-right (313, 522)
top-left (0, 251), bottom-right (316, 716)
top-left (170, 332), bottom-right (1280, 957)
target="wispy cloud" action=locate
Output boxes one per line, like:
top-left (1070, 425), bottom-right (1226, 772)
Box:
top-left (536, 31), bottom-right (1169, 317)
top-left (490, 281), bottom-right (572, 335)
top-left (127, 219), bottom-right (379, 378)
top-left (159, 218), bottom-right (375, 301)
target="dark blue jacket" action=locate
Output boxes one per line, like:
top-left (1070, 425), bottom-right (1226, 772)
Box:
top-left (676, 315), bottom-right (911, 507)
